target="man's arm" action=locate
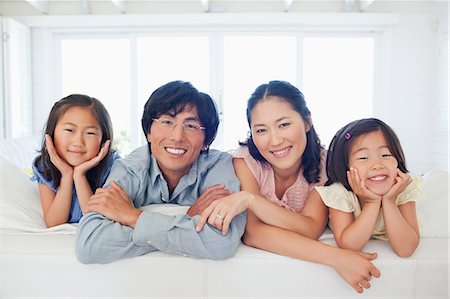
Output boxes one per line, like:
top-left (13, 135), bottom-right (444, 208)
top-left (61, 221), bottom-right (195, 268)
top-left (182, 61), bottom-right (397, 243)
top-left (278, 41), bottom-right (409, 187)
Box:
top-left (75, 212), bottom-right (157, 264)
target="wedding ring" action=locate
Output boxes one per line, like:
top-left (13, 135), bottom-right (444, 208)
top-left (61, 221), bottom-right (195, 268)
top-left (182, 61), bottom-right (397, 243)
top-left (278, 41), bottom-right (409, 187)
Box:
top-left (215, 214), bottom-right (223, 220)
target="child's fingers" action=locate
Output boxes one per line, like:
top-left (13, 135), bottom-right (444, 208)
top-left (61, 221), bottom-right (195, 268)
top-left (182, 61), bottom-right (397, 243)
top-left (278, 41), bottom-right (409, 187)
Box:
top-left (397, 169), bottom-right (412, 184)
top-left (347, 168), bottom-right (360, 191)
top-left (45, 135), bottom-right (56, 156)
top-left (98, 140), bottom-right (111, 159)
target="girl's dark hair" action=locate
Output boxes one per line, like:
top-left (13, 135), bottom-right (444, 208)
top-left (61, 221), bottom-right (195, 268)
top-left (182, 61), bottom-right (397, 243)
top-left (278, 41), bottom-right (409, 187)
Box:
top-left (326, 118), bottom-right (408, 191)
top-left (240, 80), bottom-right (323, 184)
top-left (34, 94), bottom-right (115, 190)
top-left (141, 80), bottom-right (219, 154)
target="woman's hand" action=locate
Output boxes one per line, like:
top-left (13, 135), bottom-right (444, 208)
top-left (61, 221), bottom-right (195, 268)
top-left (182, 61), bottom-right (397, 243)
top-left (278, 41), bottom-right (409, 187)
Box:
top-left (45, 134), bottom-right (73, 177)
top-left (186, 184), bottom-right (232, 217)
top-left (332, 249), bottom-right (381, 293)
top-left (196, 191), bottom-right (253, 235)
top-left (74, 140), bottom-right (111, 177)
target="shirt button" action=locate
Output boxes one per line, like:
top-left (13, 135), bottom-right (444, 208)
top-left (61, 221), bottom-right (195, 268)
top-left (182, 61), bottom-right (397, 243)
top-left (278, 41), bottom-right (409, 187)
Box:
top-left (147, 241), bottom-right (152, 245)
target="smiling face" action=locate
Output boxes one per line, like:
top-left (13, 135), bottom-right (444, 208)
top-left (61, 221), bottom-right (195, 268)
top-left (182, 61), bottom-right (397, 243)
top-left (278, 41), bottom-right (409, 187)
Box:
top-left (250, 96), bottom-right (310, 175)
top-left (147, 105), bottom-right (205, 184)
top-left (53, 106), bottom-right (102, 167)
top-left (348, 130), bottom-right (399, 196)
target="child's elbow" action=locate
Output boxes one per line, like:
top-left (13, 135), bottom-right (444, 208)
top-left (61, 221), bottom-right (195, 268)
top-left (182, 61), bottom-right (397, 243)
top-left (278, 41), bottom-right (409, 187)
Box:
top-left (394, 239), bottom-right (420, 258)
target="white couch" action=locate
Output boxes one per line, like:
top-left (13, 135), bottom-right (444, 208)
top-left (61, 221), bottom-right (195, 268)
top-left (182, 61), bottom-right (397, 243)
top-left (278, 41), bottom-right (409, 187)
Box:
top-left (1, 137), bottom-right (448, 298)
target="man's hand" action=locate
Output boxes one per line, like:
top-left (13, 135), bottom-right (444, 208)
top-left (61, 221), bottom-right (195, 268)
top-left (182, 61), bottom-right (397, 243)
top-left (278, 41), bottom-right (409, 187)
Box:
top-left (86, 181), bottom-right (141, 227)
top-left (186, 184), bottom-right (232, 217)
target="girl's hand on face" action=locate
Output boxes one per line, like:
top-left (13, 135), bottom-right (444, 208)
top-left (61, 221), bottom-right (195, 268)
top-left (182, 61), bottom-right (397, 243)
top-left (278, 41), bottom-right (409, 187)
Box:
top-left (196, 191), bottom-right (252, 235)
top-left (45, 134), bottom-right (73, 176)
top-left (74, 140), bottom-right (111, 177)
top-left (382, 169), bottom-right (412, 203)
top-left (347, 167), bottom-right (381, 204)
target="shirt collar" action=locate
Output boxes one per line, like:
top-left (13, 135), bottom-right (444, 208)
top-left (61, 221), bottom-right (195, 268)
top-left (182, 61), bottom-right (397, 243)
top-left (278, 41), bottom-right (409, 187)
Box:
top-left (148, 154), bottom-right (200, 189)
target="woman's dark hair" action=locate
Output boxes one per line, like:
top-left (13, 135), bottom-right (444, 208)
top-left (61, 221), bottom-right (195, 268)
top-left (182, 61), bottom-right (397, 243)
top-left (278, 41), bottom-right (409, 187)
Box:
top-left (141, 80), bottom-right (219, 154)
top-left (326, 117), bottom-right (408, 191)
top-left (34, 94), bottom-right (115, 190)
top-left (240, 80), bottom-right (323, 184)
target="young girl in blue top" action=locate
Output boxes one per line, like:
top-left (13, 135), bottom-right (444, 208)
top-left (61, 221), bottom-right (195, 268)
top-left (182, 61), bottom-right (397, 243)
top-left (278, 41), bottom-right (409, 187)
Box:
top-left (316, 118), bottom-right (421, 257)
top-left (31, 94), bottom-right (119, 227)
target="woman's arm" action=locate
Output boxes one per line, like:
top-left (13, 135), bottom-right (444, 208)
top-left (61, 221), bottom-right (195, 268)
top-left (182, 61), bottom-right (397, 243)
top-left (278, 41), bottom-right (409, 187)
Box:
top-left (235, 158), bottom-right (328, 238)
top-left (244, 211), bottom-right (380, 293)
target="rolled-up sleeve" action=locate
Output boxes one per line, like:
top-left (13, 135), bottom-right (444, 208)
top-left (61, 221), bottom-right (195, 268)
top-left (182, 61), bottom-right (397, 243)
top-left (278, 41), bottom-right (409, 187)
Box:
top-left (75, 212), bottom-right (158, 264)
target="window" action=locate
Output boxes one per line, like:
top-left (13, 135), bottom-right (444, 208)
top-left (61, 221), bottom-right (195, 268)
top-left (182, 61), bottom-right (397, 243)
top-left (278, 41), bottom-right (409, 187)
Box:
top-left (303, 36), bottom-right (374, 146)
top-left (58, 32), bottom-right (376, 154)
top-left (223, 36), bottom-right (297, 150)
top-left (61, 38), bottom-right (132, 152)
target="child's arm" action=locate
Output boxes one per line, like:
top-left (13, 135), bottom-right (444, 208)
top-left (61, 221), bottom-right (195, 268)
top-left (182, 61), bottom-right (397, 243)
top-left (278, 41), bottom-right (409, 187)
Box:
top-left (39, 174), bottom-right (74, 227)
top-left (73, 140), bottom-right (111, 213)
top-left (382, 170), bottom-right (420, 257)
top-left (330, 168), bottom-right (382, 251)
top-left (41, 135), bottom-right (75, 227)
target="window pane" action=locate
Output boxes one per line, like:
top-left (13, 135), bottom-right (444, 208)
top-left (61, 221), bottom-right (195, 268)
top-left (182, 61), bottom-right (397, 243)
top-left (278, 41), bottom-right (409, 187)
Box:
top-left (303, 37), bottom-right (374, 147)
top-left (137, 36), bottom-right (209, 142)
top-left (61, 39), bottom-right (131, 154)
top-left (223, 36), bottom-right (297, 150)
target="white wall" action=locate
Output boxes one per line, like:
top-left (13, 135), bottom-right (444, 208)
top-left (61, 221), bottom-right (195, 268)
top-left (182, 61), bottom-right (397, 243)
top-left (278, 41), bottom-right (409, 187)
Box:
top-left (364, 1), bottom-right (448, 174)
top-left (433, 1), bottom-right (449, 172)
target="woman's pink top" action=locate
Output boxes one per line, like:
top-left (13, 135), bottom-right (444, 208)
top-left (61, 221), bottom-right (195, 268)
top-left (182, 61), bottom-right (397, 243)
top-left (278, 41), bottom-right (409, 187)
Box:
top-left (233, 146), bottom-right (327, 212)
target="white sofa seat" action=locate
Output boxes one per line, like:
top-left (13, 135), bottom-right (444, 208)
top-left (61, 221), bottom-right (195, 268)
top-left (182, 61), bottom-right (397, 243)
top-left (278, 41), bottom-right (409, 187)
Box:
top-left (2, 233), bottom-right (448, 298)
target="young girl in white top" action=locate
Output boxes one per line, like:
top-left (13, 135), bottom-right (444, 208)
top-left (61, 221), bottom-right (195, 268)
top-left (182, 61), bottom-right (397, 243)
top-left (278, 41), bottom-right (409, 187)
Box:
top-left (316, 118), bottom-right (421, 257)
top-left (31, 94), bottom-right (119, 227)
top-left (197, 81), bottom-right (381, 293)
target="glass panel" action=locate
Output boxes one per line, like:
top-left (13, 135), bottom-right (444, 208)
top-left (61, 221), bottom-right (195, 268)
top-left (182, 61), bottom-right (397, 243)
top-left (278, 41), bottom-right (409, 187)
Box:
top-left (61, 39), bottom-right (131, 154)
top-left (303, 37), bottom-right (374, 147)
top-left (222, 36), bottom-right (297, 150)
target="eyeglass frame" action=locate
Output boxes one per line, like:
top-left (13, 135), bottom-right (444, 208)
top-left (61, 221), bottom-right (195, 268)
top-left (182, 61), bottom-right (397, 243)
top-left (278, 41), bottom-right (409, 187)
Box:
top-left (152, 117), bottom-right (206, 133)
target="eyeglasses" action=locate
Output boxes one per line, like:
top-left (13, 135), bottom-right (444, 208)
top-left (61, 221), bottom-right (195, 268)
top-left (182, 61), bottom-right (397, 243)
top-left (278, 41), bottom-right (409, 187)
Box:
top-left (152, 118), bottom-right (206, 134)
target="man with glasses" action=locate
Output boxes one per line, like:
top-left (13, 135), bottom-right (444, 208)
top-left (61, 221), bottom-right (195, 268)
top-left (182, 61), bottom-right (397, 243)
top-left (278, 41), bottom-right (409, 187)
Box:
top-left (75, 81), bottom-right (246, 264)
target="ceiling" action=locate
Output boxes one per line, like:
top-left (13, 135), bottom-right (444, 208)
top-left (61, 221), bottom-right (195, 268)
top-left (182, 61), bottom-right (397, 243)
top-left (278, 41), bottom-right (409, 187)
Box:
top-left (1, 0), bottom-right (377, 15)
